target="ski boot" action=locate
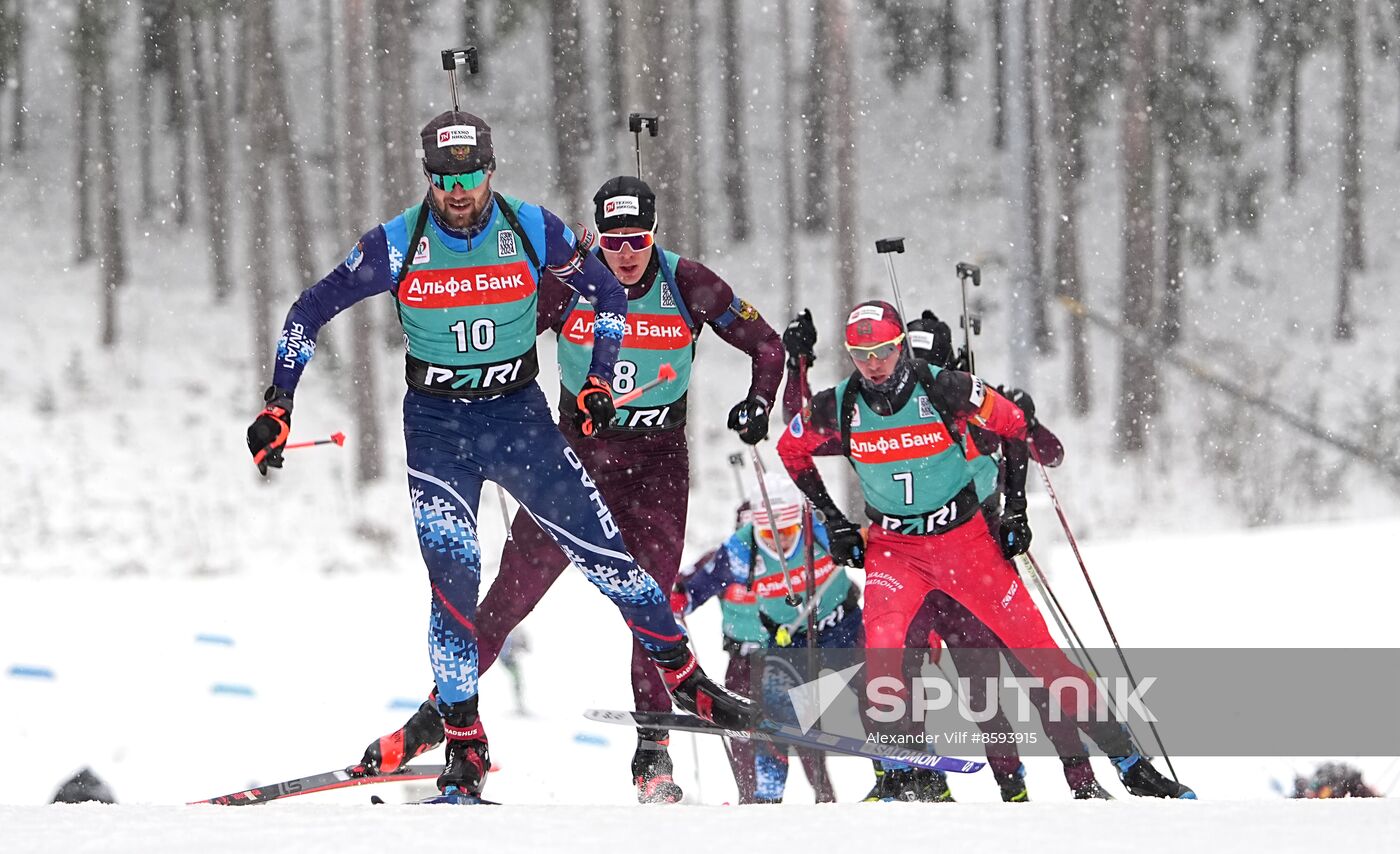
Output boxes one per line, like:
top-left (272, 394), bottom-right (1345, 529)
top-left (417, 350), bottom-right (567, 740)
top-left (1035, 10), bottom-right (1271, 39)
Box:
top-left (437, 698), bottom-right (491, 798)
top-left (914, 768), bottom-right (955, 803)
top-left (633, 729), bottom-right (684, 804)
top-left (1064, 756), bottom-right (1113, 800)
top-left (653, 645), bottom-right (756, 729)
top-left (351, 695), bottom-right (445, 777)
top-left (1115, 753), bottom-right (1195, 799)
top-left (994, 763), bottom-right (1030, 803)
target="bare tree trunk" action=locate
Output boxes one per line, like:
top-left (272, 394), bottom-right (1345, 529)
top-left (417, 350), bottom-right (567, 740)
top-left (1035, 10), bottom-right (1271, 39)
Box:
top-left (603, 0), bottom-right (625, 173)
top-left (462, 0), bottom-right (481, 44)
top-left (189, 10), bottom-right (233, 302)
top-left (681, 0), bottom-right (703, 258)
top-left (718, 0), bottom-right (751, 241)
top-left (829, 0), bottom-right (860, 530)
top-left (345, 0), bottom-right (383, 484)
top-left (1160, 0), bottom-right (1187, 347)
top-left (169, 1), bottom-right (190, 227)
top-left (1336, 0), bottom-right (1363, 339)
top-left (938, 0), bottom-right (958, 102)
top-left (1049, 0), bottom-right (1089, 415)
top-left (246, 0), bottom-right (276, 384)
top-left (93, 2), bottom-right (126, 347)
top-left (549, 0), bottom-right (586, 216)
top-left (830, 0), bottom-right (857, 319)
top-left (624, 3), bottom-right (698, 255)
top-left (375, 0), bottom-right (414, 209)
top-left (73, 0), bottom-right (96, 264)
top-left (137, 9), bottom-right (155, 221)
top-left (1117, 0), bottom-right (1158, 452)
top-left (10, 0), bottom-right (24, 153)
top-left (233, 7), bottom-right (249, 117)
top-left (214, 10), bottom-right (230, 119)
top-left (1284, 52), bottom-right (1301, 194)
top-left (1004, 0), bottom-right (1035, 383)
top-left (779, 0), bottom-right (798, 314)
top-left (802, 0), bottom-right (832, 230)
top-left (264, 33), bottom-right (317, 287)
top-left (320, 0), bottom-right (339, 217)
top-left (992, 0), bottom-right (1006, 149)
top-left (1021, 0), bottom-right (1049, 353)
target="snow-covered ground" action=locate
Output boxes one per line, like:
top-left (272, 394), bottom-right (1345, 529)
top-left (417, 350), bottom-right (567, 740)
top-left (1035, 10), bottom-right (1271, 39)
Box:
top-left (6, 800), bottom-right (1397, 854)
top-left (4, 517), bottom-right (1398, 850)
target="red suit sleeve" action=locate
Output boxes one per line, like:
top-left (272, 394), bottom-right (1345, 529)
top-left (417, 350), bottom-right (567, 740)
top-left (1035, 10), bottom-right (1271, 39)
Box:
top-left (929, 369), bottom-right (1031, 511)
top-left (777, 387), bottom-right (846, 517)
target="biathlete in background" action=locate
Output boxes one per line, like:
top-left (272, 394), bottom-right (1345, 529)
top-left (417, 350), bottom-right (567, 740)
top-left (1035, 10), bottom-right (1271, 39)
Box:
top-left (675, 477), bottom-right (858, 803)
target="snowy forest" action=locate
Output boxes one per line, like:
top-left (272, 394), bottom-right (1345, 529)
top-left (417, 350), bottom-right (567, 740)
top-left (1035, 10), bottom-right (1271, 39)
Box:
top-left (3, 0), bottom-right (1400, 579)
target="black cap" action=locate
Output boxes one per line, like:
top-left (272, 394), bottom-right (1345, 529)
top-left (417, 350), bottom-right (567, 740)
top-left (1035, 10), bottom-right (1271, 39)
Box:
top-left (592, 176), bottom-right (657, 232)
top-left (420, 110), bottom-right (494, 174)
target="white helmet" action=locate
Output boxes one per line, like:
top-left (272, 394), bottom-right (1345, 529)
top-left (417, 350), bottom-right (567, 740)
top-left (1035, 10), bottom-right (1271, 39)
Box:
top-left (749, 472), bottom-right (804, 558)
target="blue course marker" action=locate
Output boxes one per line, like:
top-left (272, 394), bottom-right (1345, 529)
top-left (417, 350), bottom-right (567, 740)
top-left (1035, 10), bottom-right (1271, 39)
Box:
top-left (211, 683), bottom-right (256, 697)
top-left (7, 665), bottom-right (55, 680)
top-left (195, 634), bottom-right (236, 646)
top-left (388, 697), bottom-right (423, 711)
top-left (572, 732), bottom-right (609, 747)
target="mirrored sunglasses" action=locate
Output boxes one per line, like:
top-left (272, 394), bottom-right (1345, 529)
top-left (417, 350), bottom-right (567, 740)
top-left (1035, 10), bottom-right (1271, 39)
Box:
top-left (846, 333), bottom-right (906, 361)
top-left (427, 169), bottom-right (488, 192)
top-left (598, 230), bottom-right (656, 253)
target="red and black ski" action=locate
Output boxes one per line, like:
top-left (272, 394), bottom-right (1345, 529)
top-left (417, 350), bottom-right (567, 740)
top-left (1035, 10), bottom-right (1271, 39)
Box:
top-left (192, 765), bottom-right (443, 806)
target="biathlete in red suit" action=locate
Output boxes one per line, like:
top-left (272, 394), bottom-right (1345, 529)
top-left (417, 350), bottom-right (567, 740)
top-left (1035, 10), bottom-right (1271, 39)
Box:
top-left (776, 299), bottom-right (1194, 801)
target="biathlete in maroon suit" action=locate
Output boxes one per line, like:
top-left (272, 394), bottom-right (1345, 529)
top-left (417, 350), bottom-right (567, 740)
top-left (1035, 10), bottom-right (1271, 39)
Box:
top-left (355, 175), bottom-right (785, 804)
top-left (776, 300), bottom-right (1194, 801)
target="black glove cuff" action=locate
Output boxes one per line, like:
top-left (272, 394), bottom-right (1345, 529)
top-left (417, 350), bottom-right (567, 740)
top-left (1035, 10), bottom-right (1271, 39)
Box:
top-left (262, 385), bottom-right (294, 412)
top-left (1003, 495), bottom-right (1028, 516)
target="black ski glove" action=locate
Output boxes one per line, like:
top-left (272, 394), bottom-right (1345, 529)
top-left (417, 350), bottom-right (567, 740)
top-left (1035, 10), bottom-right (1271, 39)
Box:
top-left (997, 509), bottom-right (1033, 559)
top-left (727, 396), bottom-right (771, 445)
top-left (906, 310), bottom-right (954, 368)
top-left (823, 512), bottom-right (866, 569)
top-left (782, 309), bottom-right (818, 368)
top-left (246, 386), bottom-right (294, 476)
top-left (576, 375), bottom-right (616, 437)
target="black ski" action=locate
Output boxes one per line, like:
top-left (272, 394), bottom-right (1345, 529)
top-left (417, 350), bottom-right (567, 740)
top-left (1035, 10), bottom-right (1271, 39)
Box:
top-left (193, 765), bottom-right (443, 806)
top-left (584, 710), bottom-right (984, 774)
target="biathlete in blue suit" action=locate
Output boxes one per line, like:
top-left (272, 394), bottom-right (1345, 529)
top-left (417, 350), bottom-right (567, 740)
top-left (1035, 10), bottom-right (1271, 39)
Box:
top-left (245, 109), bottom-right (754, 799)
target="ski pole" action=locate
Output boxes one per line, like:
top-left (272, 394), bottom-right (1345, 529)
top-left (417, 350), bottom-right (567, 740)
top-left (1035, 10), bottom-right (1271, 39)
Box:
top-left (1017, 551), bottom-right (1101, 678)
top-left (495, 484), bottom-right (514, 542)
top-left (439, 47), bottom-right (480, 112)
top-left (800, 498), bottom-right (824, 797)
top-left (874, 237), bottom-right (909, 327)
top-left (612, 363), bottom-right (678, 408)
top-left (1019, 551), bottom-right (1151, 755)
top-left (1036, 459), bottom-right (1180, 781)
top-left (748, 448), bottom-right (802, 607)
top-left (726, 453), bottom-right (747, 505)
top-left (955, 262), bottom-right (981, 373)
top-left (627, 113), bottom-right (660, 179)
top-left (283, 432), bottom-right (347, 451)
